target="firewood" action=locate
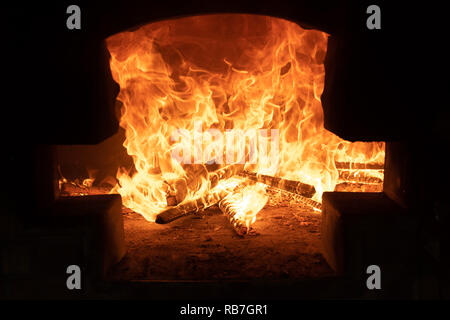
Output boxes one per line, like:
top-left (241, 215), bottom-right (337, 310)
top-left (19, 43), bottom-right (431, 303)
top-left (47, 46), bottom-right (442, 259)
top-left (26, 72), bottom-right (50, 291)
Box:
top-left (208, 164), bottom-right (245, 189)
top-left (165, 164), bottom-right (209, 205)
top-left (239, 171), bottom-right (316, 198)
top-left (165, 163), bottom-right (245, 205)
top-left (60, 182), bottom-right (88, 196)
top-left (266, 186), bottom-right (322, 211)
top-left (156, 190), bottom-right (222, 224)
top-left (156, 181), bottom-right (243, 224)
top-left (338, 171), bottom-right (383, 184)
top-left (166, 195), bottom-right (178, 207)
top-left (218, 198), bottom-right (250, 236)
top-left (334, 182), bottom-right (383, 193)
top-left (335, 162), bottom-right (384, 170)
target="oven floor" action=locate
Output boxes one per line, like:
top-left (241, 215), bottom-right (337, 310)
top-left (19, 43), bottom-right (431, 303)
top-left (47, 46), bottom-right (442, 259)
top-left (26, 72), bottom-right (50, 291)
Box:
top-left (108, 202), bottom-right (334, 281)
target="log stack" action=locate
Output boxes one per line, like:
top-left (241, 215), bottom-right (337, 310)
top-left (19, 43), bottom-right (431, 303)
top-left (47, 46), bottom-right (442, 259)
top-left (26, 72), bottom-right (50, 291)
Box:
top-left (155, 162), bottom-right (384, 235)
top-left (165, 164), bottom-right (245, 206)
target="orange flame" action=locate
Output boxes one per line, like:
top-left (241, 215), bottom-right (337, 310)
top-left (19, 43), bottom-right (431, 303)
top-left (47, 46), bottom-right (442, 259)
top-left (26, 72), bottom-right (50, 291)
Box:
top-left (106, 14), bottom-right (384, 223)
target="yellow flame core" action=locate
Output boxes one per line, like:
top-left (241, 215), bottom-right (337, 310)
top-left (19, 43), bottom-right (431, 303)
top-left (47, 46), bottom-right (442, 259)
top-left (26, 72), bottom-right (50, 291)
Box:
top-left (106, 14), bottom-right (385, 222)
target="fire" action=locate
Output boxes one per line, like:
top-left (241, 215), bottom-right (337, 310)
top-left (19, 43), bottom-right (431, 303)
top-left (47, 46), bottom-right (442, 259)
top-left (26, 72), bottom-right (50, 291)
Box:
top-left (106, 14), bottom-right (384, 224)
top-left (222, 182), bottom-right (268, 228)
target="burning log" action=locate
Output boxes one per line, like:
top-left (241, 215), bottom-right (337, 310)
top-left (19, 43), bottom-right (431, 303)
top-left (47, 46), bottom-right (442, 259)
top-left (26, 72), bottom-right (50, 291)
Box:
top-left (60, 182), bottom-right (89, 196)
top-left (239, 171), bottom-right (316, 198)
top-left (165, 164), bottom-right (245, 206)
top-left (218, 198), bottom-right (250, 236)
top-left (156, 190), bottom-right (223, 224)
top-left (334, 182), bottom-right (383, 193)
top-left (208, 164), bottom-right (245, 188)
top-left (156, 180), bottom-right (244, 224)
top-left (266, 186), bottom-right (322, 211)
top-left (165, 164), bottom-right (209, 206)
top-left (335, 162), bottom-right (384, 170)
top-left (338, 171), bottom-right (383, 184)
top-left (292, 194), bottom-right (322, 211)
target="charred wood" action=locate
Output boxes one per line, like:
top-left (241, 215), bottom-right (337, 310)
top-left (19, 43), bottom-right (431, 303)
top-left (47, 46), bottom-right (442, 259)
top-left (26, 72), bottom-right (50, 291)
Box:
top-left (239, 171), bottom-right (316, 198)
top-left (218, 198), bottom-right (250, 236)
top-left (165, 164), bottom-right (244, 205)
top-left (338, 171), bottom-right (383, 184)
top-left (156, 181), bottom-right (243, 224)
top-left (335, 162), bottom-right (384, 170)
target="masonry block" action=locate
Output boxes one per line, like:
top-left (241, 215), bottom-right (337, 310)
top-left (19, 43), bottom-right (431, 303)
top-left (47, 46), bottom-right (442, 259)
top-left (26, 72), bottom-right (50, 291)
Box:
top-left (321, 192), bottom-right (417, 281)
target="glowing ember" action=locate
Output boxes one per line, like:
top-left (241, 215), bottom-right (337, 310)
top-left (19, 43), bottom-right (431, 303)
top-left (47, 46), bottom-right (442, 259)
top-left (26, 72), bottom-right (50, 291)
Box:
top-left (104, 14), bottom-right (384, 225)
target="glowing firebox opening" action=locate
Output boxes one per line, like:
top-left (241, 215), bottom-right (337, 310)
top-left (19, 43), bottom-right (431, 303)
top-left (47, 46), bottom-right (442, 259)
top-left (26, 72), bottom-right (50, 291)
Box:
top-left (104, 14), bottom-right (385, 224)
